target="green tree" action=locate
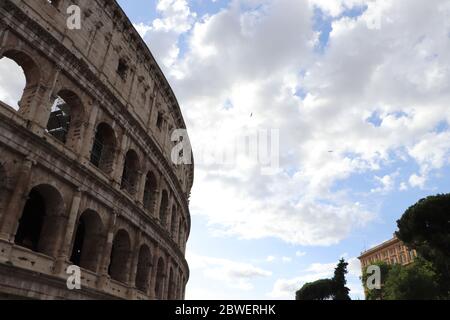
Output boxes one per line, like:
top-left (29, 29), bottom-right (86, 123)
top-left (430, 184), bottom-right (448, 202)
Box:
top-left (396, 194), bottom-right (450, 298)
top-left (295, 259), bottom-right (351, 300)
top-left (361, 261), bottom-right (392, 300)
top-left (332, 258), bottom-right (351, 300)
top-left (295, 279), bottom-right (334, 300)
top-left (383, 258), bottom-right (439, 300)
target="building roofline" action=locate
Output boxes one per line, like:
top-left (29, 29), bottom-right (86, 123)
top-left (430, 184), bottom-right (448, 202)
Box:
top-left (358, 235), bottom-right (400, 259)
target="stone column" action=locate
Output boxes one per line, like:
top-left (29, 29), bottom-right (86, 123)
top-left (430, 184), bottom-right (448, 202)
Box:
top-left (0, 158), bottom-right (33, 242)
top-left (136, 169), bottom-right (147, 206)
top-left (166, 195), bottom-right (174, 233)
top-left (30, 67), bottom-right (61, 129)
top-left (80, 103), bottom-right (99, 163)
top-left (127, 230), bottom-right (141, 288)
top-left (112, 133), bottom-right (128, 187)
top-left (53, 190), bottom-right (82, 275)
top-left (96, 211), bottom-right (117, 289)
top-left (146, 245), bottom-right (158, 299)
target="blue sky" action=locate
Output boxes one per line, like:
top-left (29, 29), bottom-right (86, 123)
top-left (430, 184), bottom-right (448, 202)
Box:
top-left (112, 0), bottom-right (450, 300)
top-left (1, 0), bottom-right (448, 300)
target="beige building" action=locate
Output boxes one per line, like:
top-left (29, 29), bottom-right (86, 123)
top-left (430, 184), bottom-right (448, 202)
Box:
top-left (0, 0), bottom-right (193, 299)
top-left (358, 235), bottom-right (417, 270)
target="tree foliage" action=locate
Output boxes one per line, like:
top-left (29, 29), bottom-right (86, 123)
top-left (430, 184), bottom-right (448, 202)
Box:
top-left (361, 261), bottom-right (392, 300)
top-left (383, 258), bottom-right (439, 300)
top-left (296, 258), bottom-right (351, 300)
top-left (396, 193), bottom-right (450, 298)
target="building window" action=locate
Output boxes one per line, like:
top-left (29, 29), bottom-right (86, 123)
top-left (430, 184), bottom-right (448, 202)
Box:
top-left (135, 245), bottom-right (152, 292)
top-left (70, 210), bottom-right (104, 272)
top-left (120, 150), bottom-right (140, 194)
top-left (156, 112), bottom-right (164, 130)
top-left (0, 51), bottom-right (39, 112)
top-left (15, 184), bottom-right (65, 257)
top-left (90, 123), bottom-right (117, 174)
top-left (108, 230), bottom-right (131, 283)
top-left (117, 58), bottom-right (128, 80)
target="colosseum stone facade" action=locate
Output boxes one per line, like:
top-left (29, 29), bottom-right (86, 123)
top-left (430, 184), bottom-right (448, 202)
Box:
top-left (0, 0), bottom-right (193, 300)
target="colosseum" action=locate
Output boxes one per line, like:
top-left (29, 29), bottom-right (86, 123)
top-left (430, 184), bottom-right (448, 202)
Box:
top-left (0, 0), bottom-right (194, 299)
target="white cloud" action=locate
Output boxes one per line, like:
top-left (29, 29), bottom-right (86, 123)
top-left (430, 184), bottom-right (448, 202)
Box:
top-left (187, 252), bottom-right (272, 291)
top-left (409, 173), bottom-right (426, 189)
top-left (296, 251), bottom-right (307, 257)
top-left (134, 0), bottom-right (450, 247)
top-left (137, 0), bottom-right (197, 68)
top-left (0, 57), bottom-right (25, 110)
top-left (371, 172), bottom-right (397, 193)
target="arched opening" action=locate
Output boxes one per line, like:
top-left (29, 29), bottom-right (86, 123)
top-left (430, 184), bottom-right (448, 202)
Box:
top-left (0, 50), bottom-right (40, 114)
top-left (143, 172), bottom-right (157, 213)
top-left (90, 123), bottom-right (117, 174)
top-left (120, 150), bottom-right (140, 194)
top-left (0, 57), bottom-right (26, 111)
top-left (155, 257), bottom-right (166, 299)
top-left (135, 244), bottom-right (152, 292)
top-left (46, 90), bottom-right (84, 146)
top-left (159, 190), bottom-right (169, 228)
top-left (170, 206), bottom-right (177, 238)
top-left (108, 229), bottom-right (131, 283)
top-left (70, 210), bottom-right (104, 272)
top-left (168, 267), bottom-right (175, 300)
top-left (14, 184), bottom-right (65, 256)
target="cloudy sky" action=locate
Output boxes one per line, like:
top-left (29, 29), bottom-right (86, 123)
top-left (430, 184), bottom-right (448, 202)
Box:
top-left (2, 0), bottom-right (450, 300)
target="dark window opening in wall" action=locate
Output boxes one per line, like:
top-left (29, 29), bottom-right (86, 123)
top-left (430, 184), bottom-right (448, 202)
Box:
top-left (90, 123), bottom-right (116, 173)
top-left (120, 150), bottom-right (140, 194)
top-left (70, 215), bottom-right (86, 266)
top-left (0, 57), bottom-right (26, 111)
top-left (135, 245), bottom-right (152, 292)
top-left (46, 97), bottom-right (71, 143)
top-left (15, 185), bottom-right (64, 256)
top-left (156, 112), bottom-right (163, 130)
top-left (46, 90), bottom-right (83, 146)
top-left (159, 190), bottom-right (169, 228)
top-left (108, 230), bottom-right (131, 283)
top-left (70, 210), bottom-right (104, 272)
top-left (14, 189), bottom-right (45, 252)
top-left (155, 258), bottom-right (165, 299)
top-left (168, 268), bottom-right (175, 300)
top-left (143, 172), bottom-right (157, 213)
top-left (117, 58), bottom-right (129, 80)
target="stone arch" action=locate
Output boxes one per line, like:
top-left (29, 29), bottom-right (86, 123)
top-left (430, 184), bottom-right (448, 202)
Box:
top-left (135, 244), bottom-right (152, 292)
top-left (143, 171), bottom-right (157, 214)
top-left (155, 256), bottom-right (166, 299)
top-left (120, 149), bottom-right (141, 194)
top-left (70, 209), bottom-right (105, 272)
top-left (159, 190), bottom-right (169, 228)
top-left (46, 89), bottom-right (85, 148)
top-left (0, 49), bottom-right (40, 112)
top-left (108, 229), bottom-right (131, 283)
top-left (14, 184), bottom-right (66, 256)
top-left (90, 122), bottom-right (117, 174)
